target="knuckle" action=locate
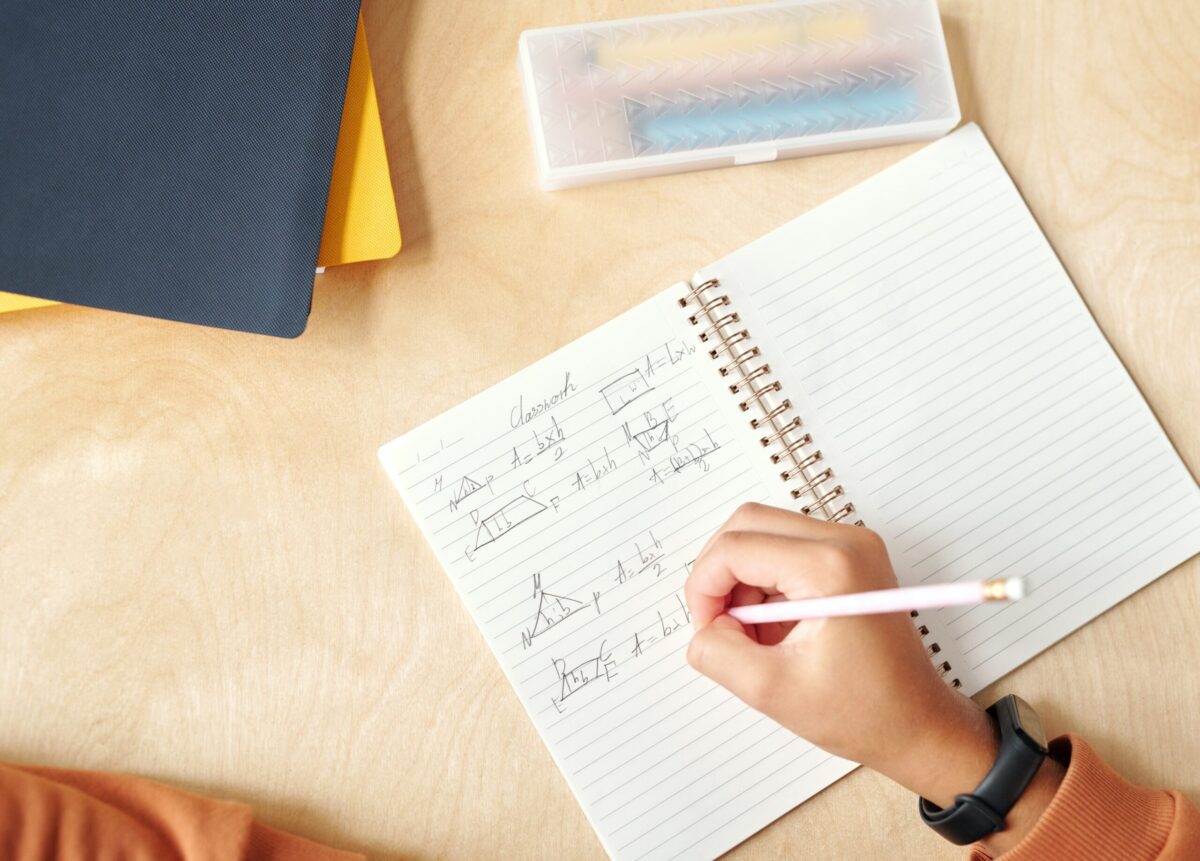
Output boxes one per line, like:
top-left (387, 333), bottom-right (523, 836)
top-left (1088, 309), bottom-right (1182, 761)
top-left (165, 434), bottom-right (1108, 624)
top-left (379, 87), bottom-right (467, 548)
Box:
top-left (816, 543), bottom-right (860, 592)
top-left (857, 527), bottom-right (888, 557)
top-left (819, 542), bottom-right (854, 576)
top-left (739, 664), bottom-right (777, 710)
top-left (729, 501), bottom-right (763, 529)
top-left (711, 529), bottom-right (746, 557)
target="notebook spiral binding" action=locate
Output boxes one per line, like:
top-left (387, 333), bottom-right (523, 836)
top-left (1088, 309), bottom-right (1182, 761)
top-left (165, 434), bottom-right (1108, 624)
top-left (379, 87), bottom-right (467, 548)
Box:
top-left (680, 278), bottom-right (961, 689)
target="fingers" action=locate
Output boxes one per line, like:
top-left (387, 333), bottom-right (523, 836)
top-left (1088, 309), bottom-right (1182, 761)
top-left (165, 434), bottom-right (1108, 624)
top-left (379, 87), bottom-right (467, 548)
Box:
top-left (754, 594), bottom-right (798, 646)
top-left (729, 581), bottom-right (768, 607)
top-left (698, 502), bottom-right (849, 559)
top-left (687, 504), bottom-right (893, 626)
top-left (686, 614), bottom-right (783, 710)
top-left (729, 582), bottom-right (767, 643)
top-left (685, 531), bottom-right (840, 626)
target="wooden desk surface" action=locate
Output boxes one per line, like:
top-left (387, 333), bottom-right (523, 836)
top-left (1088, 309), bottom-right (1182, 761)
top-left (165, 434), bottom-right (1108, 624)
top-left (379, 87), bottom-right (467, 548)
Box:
top-left (2, 1), bottom-right (1197, 858)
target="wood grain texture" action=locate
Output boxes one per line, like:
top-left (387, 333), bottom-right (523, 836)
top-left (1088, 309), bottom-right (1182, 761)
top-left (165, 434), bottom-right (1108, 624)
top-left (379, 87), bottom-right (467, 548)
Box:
top-left (1, 1), bottom-right (1197, 858)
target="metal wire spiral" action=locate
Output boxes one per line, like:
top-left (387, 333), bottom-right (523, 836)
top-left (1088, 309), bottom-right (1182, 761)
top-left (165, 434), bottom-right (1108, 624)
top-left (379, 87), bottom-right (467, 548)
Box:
top-left (681, 277), bottom-right (959, 688)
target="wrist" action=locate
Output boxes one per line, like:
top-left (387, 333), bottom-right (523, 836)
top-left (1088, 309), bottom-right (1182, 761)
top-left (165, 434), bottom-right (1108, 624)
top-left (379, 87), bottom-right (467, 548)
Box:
top-left (873, 691), bottom-right (1000, 807)
top-left (880, 691), bottom-right (1065, 851)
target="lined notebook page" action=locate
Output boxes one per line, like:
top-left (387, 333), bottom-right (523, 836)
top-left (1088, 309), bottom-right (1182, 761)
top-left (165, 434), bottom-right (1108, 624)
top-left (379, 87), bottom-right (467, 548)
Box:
top-left (701, 123), bottom-right (1200, 694)
top-left (379, 291), bottom-right (855, 861)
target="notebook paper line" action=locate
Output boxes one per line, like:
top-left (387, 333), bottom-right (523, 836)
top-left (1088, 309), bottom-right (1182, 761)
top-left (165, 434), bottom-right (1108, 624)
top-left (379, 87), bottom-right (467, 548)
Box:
top-left (423, 377), bottom-right (706, 532)
top-left (859, 329), bottom-right (1097, 483)
top-left (633, 743), bottom-right (830, 859)
top-left (867, 372), bottom-right (1122, 499)
top-left (777, 186), bottom-right (1017, 337)
top-left (462, 433), bottom-right (738, 595)
top-left (950, 482), bottom-right (1185, 642)
top-left (965, 505), bottom-right (1199, 670)
top-left (750, 152), bottom-right (994, 304)
top-left (772, 191), bottom-right (1021, 342)
top-left (788, 245), bottom-right (1050, 374)
top-left (894, 380), bottom-right (1133, 544)
top-left (903, 411), bottom-right (1149, 556)
top-left (910, 433), bottom-right (1158, 574)
top-left (577, 687), bottom-right (746, 781)
top-left (600, 717), bottom-right (782, 824)
top-left (403, 338), bottom-right (699, 490)
top-left (787, 234), bottom-right (1048, 367)
top-left (468, 414), bottom-right (724, 611)
top-left (472, 458), bottom-right (746, 616)
top-left (432, 392), bottom-right (715, 551)
top-left (657, 750), bottom-right (833, 861)
top-left (768, 183), bottom-right (1016, 342)
top-left (487, 479), bottom-right (748, 633)
top-left (868, 338), bottom-right (1099, 513)
top-left (811, 287), bottom-right (1072, 418)
top-left (551, 654), bottom-right (705, 741)
top-left (581, 696), bottom-right (755, 792)
top-left (823, 313), bottom-right (1088, 459)
top-left (910, 426), bottom-right (1157, 581)
top-left (946, 465), bottom-right (1181, 626)
top-left (611, 724), bottom-right (798, 836)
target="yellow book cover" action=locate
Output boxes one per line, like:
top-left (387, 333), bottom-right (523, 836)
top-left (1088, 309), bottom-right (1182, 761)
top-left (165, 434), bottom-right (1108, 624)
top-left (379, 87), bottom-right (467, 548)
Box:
top-left (318, 12), bottom-right (401, 268)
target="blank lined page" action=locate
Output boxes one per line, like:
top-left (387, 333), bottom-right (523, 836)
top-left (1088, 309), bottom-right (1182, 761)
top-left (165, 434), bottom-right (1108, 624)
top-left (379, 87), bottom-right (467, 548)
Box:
top-left (700, 124), bottom-right (1200, 694)
top-left (379, 291), bottom-right (855, 860)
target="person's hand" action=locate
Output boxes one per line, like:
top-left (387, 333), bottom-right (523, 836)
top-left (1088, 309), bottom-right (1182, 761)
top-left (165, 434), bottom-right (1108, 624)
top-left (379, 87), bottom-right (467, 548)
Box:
top-left (685, 503), bottom-right (996, 809)
top-left (684, 503), bottom-right (1064, 852)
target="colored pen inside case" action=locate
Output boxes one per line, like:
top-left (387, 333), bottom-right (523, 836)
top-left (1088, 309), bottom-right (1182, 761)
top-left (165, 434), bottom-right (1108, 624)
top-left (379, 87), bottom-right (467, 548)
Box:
top-left (519, 0), bottom-right (959, 189)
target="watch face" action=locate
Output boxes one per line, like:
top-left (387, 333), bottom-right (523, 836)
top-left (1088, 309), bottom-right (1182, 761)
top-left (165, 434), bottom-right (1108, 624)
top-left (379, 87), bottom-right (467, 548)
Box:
top-left (1013, 696), bottom-right (1049, 751)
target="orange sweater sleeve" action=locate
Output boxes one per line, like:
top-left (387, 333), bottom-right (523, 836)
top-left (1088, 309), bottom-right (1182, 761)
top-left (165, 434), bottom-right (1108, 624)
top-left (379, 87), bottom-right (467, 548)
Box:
top-left (0, 762), bottom-right (364, 861)
top-left (969, 734), bottom-right (1200, 860)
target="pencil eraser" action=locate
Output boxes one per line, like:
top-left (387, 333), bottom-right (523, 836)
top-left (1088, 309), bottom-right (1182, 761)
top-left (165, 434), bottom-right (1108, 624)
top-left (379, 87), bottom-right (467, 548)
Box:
top-left (1004, 577), bottom-right (1026, 601)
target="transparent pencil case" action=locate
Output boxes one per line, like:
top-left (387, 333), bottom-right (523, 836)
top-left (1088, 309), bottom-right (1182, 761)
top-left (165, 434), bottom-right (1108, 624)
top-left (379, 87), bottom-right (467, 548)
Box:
top-left (519, 0), bottom-right (960, 190)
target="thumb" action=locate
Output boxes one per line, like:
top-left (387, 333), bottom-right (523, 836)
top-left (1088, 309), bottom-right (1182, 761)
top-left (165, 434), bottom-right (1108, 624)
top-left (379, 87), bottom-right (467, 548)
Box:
top-left (687, 614), bottom-right (780, 711)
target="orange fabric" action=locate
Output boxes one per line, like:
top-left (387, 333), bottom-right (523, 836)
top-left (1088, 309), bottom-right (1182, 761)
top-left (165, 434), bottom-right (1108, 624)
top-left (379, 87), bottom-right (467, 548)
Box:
top-left (0, 762), bottom-right (363, 861)
top-left (3, 733), bottom-right (1198, 859)
top-left (970, 734), bottom-right (1200, 860)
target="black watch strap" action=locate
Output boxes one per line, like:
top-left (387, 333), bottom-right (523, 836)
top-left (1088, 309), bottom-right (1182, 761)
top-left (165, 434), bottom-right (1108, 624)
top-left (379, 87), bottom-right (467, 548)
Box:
top-left (919, 695), bottom-right (1049, 845)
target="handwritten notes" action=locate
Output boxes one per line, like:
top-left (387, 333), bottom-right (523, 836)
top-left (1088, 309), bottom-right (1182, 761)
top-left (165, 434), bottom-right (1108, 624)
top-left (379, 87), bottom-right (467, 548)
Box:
top-left (380, 291), bottom-right (852, 860)
top-left (380, 123), bottom-right (1200, 859)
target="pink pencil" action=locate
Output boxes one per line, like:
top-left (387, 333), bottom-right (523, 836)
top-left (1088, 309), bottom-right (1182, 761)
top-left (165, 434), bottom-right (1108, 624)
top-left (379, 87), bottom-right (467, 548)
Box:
top-left (727, 578), bottom-right (1025, 625)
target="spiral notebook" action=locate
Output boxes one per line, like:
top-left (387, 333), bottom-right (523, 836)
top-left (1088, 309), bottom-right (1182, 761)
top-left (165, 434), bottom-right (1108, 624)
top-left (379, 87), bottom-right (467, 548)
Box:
top-left (378, 123), bottom-right (1200, 860)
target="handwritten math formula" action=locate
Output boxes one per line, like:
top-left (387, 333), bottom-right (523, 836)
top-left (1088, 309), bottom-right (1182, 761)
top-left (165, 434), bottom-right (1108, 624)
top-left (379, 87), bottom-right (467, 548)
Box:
top-left (383, 297), bottom-right (788, 860)
top-left (397, 333), bottom-right (749, 717)
top-left (423, 339), bottom-right (725, 568)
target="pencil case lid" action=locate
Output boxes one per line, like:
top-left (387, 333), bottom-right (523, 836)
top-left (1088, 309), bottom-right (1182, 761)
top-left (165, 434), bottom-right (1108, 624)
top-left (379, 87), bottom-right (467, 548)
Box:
top-left (518, 0), bottom-right (960, 190)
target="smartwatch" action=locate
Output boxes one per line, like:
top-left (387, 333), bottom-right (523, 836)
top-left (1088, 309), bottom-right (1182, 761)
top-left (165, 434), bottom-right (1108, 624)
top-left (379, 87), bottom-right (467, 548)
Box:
top-left (919, 694), bottom-right (1049, 845)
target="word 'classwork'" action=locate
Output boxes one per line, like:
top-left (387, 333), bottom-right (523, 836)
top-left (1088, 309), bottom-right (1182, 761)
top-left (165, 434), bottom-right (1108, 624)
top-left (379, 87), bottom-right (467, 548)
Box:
top-left (384, 296), bottom-right (800, 861)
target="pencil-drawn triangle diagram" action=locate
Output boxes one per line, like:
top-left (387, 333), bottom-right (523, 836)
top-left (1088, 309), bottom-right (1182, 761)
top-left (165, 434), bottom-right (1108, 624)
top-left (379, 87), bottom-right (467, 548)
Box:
top-left (473, 494), bottom-right (548, 551)
top-left (456, 476), bottom-right (483, 500)
top-left (633, 419), bottom-right (670, 453)
top-left (474, 520), bottom-right (499, 550)
top-left (530, 590), bottom-right (585, 638)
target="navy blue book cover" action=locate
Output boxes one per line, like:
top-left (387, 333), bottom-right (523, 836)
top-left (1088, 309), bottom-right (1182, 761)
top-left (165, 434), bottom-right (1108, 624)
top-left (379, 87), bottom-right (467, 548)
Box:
top-left (0, 1), bottom-right (362, 337)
